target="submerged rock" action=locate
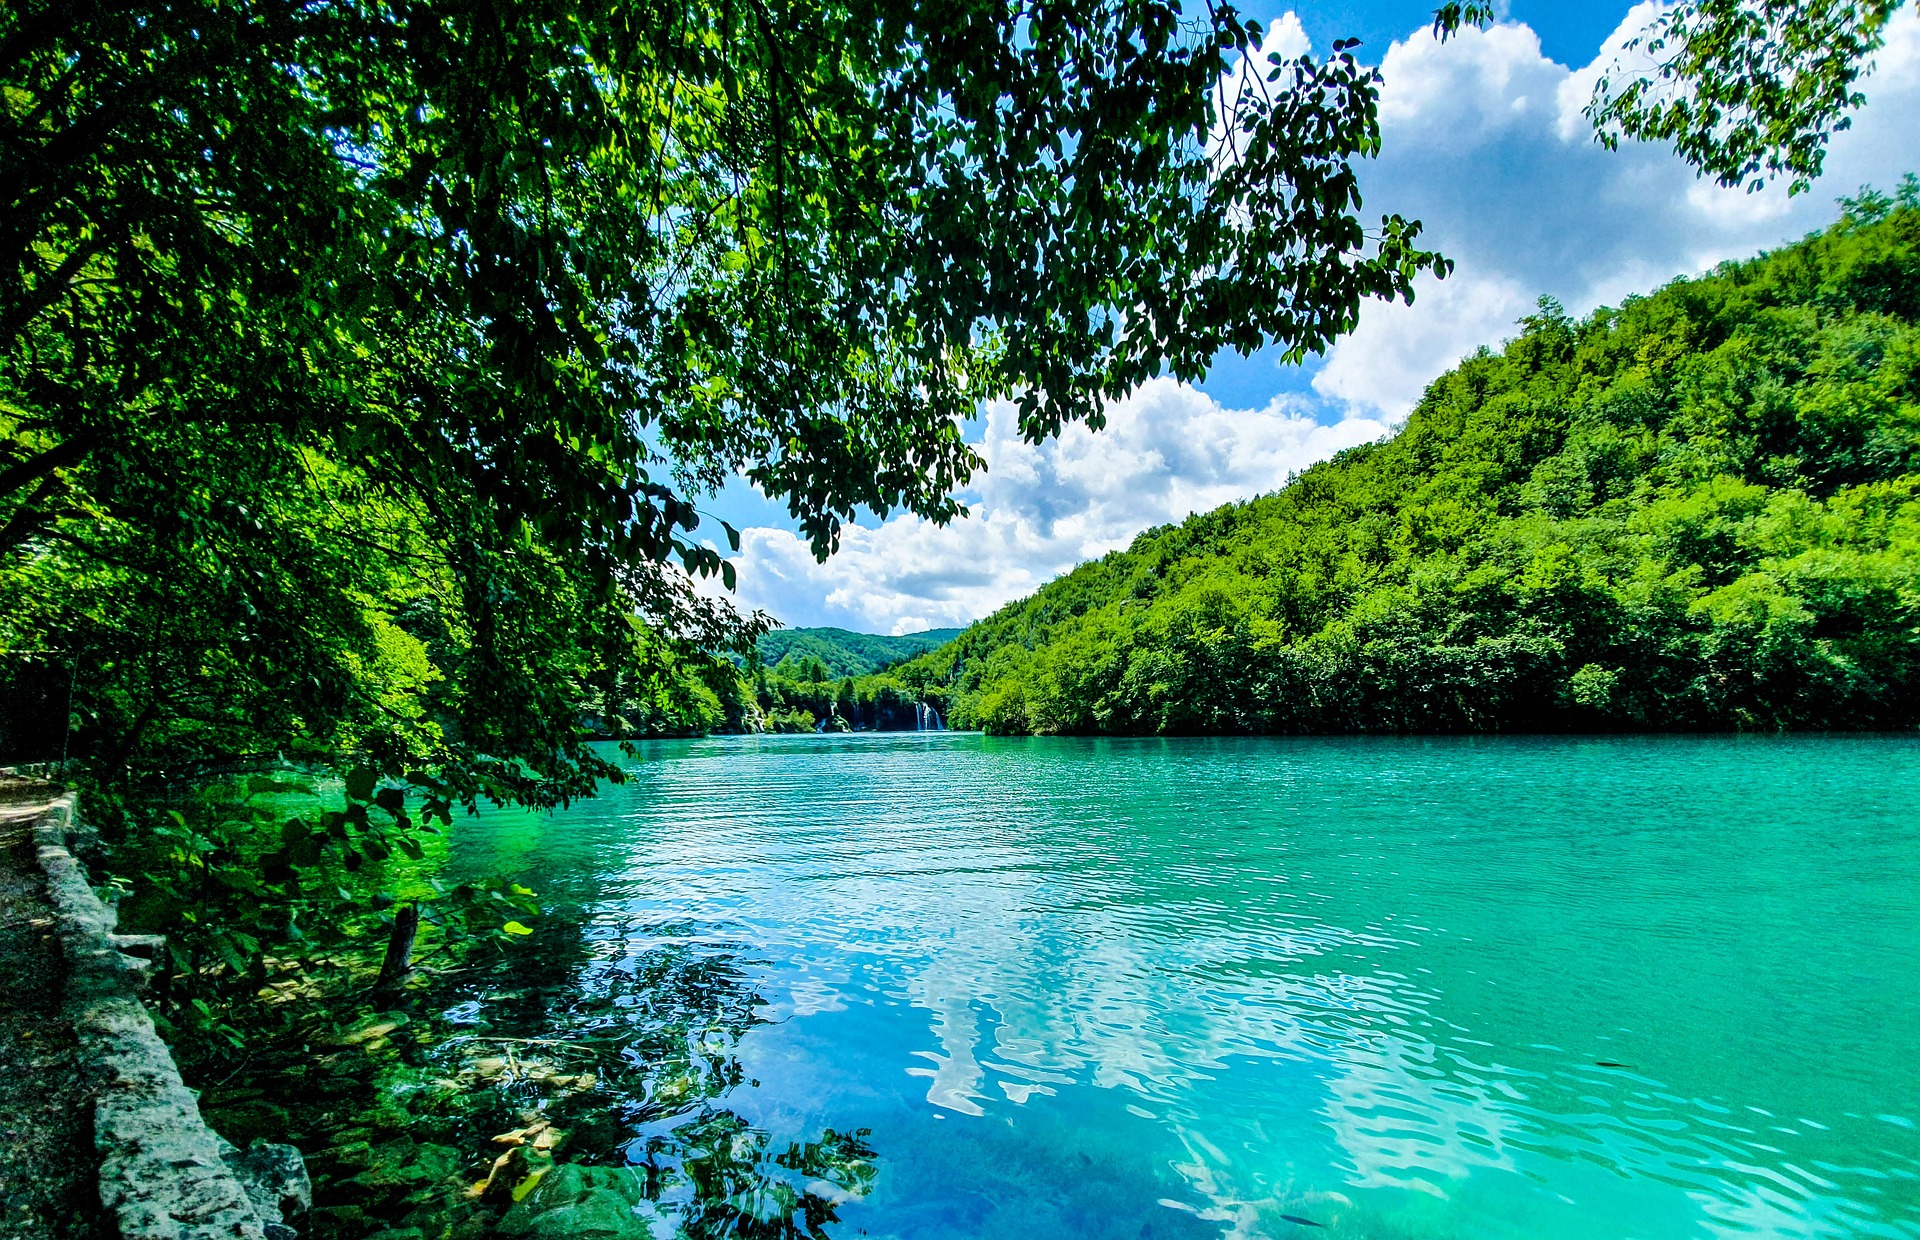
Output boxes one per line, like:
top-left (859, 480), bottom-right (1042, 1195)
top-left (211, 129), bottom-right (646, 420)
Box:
top-left (218, 1137), bottom-right (313, 1223)
top-left (334, 1012), bottom-right (412, 1046)
top-left (496, 1164), bottom-right (656, 1239)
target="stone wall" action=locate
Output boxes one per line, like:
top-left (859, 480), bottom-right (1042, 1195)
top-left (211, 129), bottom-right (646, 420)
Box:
top-left (33, 794), bottom-right (310, 1239)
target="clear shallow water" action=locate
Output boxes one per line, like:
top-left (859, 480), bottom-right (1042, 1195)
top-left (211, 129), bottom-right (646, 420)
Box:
top-left (448, 734), bottom-right (1920, 1239)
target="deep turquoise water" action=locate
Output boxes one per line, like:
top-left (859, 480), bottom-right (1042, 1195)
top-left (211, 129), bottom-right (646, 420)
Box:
top-left (447, 734), bottom-right (1920, 1239)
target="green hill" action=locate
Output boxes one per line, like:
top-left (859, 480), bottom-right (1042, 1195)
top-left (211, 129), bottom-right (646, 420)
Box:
top-left (755, 626), bottom-right (963, 679)
top-left (890, 187), bottom-right (1920, 734)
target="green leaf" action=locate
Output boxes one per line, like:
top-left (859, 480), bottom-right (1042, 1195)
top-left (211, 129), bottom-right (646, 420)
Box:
top-left (501, 920), bottom-right (534, 936)
top-left (344, 766), bottom-right (377, 803)
top-left (210, 933), bottom-right (250, 975)
top-left (212, 867), bottom-right (264, 895)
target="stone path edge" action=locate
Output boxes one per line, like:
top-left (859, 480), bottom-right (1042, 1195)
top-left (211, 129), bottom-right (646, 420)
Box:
top-left (33, 794), bottom-right (310, 1240)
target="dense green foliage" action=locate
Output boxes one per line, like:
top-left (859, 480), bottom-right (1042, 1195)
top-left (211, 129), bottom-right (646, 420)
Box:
top-left (0, 0), bottom-right (1447, 1091)
top-left (0, 0), bottom-right (1446, 791)
top-left (899, 192), bottom-right (1920, 735)
top-left (755, 627), bottom-right (962, 680)
top-left (742, 627), bottom-right (963, 732)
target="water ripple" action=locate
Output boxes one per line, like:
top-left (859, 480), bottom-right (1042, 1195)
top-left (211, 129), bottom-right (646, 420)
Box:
top-left (448, 733), bottom-right (1920, 1240)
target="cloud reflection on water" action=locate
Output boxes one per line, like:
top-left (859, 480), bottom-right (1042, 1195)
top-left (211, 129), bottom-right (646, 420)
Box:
top-left (471, 735), bottom-right (1920, 1240)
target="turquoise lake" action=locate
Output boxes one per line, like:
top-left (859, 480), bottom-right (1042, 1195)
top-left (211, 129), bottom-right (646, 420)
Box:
top-left (445, 734), bottom-right (1920, 1239)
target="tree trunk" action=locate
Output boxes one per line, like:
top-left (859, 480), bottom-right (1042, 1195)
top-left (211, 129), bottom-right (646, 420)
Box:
top-left (375, 903), bottom-right (419, 994)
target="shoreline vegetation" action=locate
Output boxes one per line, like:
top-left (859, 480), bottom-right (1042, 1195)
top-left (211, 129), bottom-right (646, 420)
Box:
top-left (603, 192), bottom-right (1920, 742)
top-left (592, 193), bottom-right (1920, 743)
top-left (871, 193), bottom-right (1920, 737)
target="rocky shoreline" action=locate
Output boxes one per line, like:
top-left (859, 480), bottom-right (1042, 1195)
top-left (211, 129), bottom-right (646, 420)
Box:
top-left (18, 788), bottom-right (309, 1240)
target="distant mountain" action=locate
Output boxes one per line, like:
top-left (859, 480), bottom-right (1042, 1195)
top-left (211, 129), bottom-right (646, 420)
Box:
top-left (755, 626), bottom-right (964, 679)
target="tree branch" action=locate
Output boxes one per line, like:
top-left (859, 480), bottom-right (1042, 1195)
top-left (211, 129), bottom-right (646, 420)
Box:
top-left (3, 238), bottom-right (106, 342)
top-left (0, 435), bottom-right (88, 499)
top-left (0, 472), bottom-right (65, 553)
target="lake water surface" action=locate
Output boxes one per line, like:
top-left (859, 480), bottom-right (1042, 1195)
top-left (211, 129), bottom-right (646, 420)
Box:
top-left (447, 734), bottom-right (1920, 1239)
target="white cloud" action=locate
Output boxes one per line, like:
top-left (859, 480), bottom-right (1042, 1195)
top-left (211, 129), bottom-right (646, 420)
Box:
top-left (1376, 19), bottom-right (1563, 141)
top-left (1315, 4), bottom-right (1920, 420)
top-left (720, 5), bottom-right (1920, 633)
top-left (1305, 267), bottom-right (1533, 428)
top-left (724, 381), bottom-right (1391, 634)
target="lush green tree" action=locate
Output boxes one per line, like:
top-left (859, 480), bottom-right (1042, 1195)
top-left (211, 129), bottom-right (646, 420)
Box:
top-left (0, 0), bottom-right (1463, 1083)
top-left (1, 0), bottom-right (1450, 786)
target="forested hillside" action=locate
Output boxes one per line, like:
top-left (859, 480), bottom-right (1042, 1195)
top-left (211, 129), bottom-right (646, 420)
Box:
top-left (755, 627), bottom-right (962, 679)
top-left (891, 189), bottom-right (1920, 734)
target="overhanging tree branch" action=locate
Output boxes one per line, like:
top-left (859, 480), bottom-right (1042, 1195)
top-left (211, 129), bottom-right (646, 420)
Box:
top-left (0, 435), bottom-right (88, 499)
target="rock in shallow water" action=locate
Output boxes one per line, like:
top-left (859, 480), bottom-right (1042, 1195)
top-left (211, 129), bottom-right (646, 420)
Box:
top-left (496, 1165), bottom-right (658, 1239)
top-left (220, 1138), bottom-right (313, 1223)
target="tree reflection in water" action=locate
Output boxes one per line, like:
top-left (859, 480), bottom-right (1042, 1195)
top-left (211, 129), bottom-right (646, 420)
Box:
top-left (198, 914), bottom-right (878, 1240)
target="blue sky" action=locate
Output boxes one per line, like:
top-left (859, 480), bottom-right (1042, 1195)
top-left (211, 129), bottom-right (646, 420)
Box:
top-left (704, 1), bottom-right (1920, 634)
top-left (1285, 2), bottom-right (1629, 70)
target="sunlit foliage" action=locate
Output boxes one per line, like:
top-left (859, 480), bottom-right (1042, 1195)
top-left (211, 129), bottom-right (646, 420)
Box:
top-left (906, 191), bottom-right (1920, 734)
